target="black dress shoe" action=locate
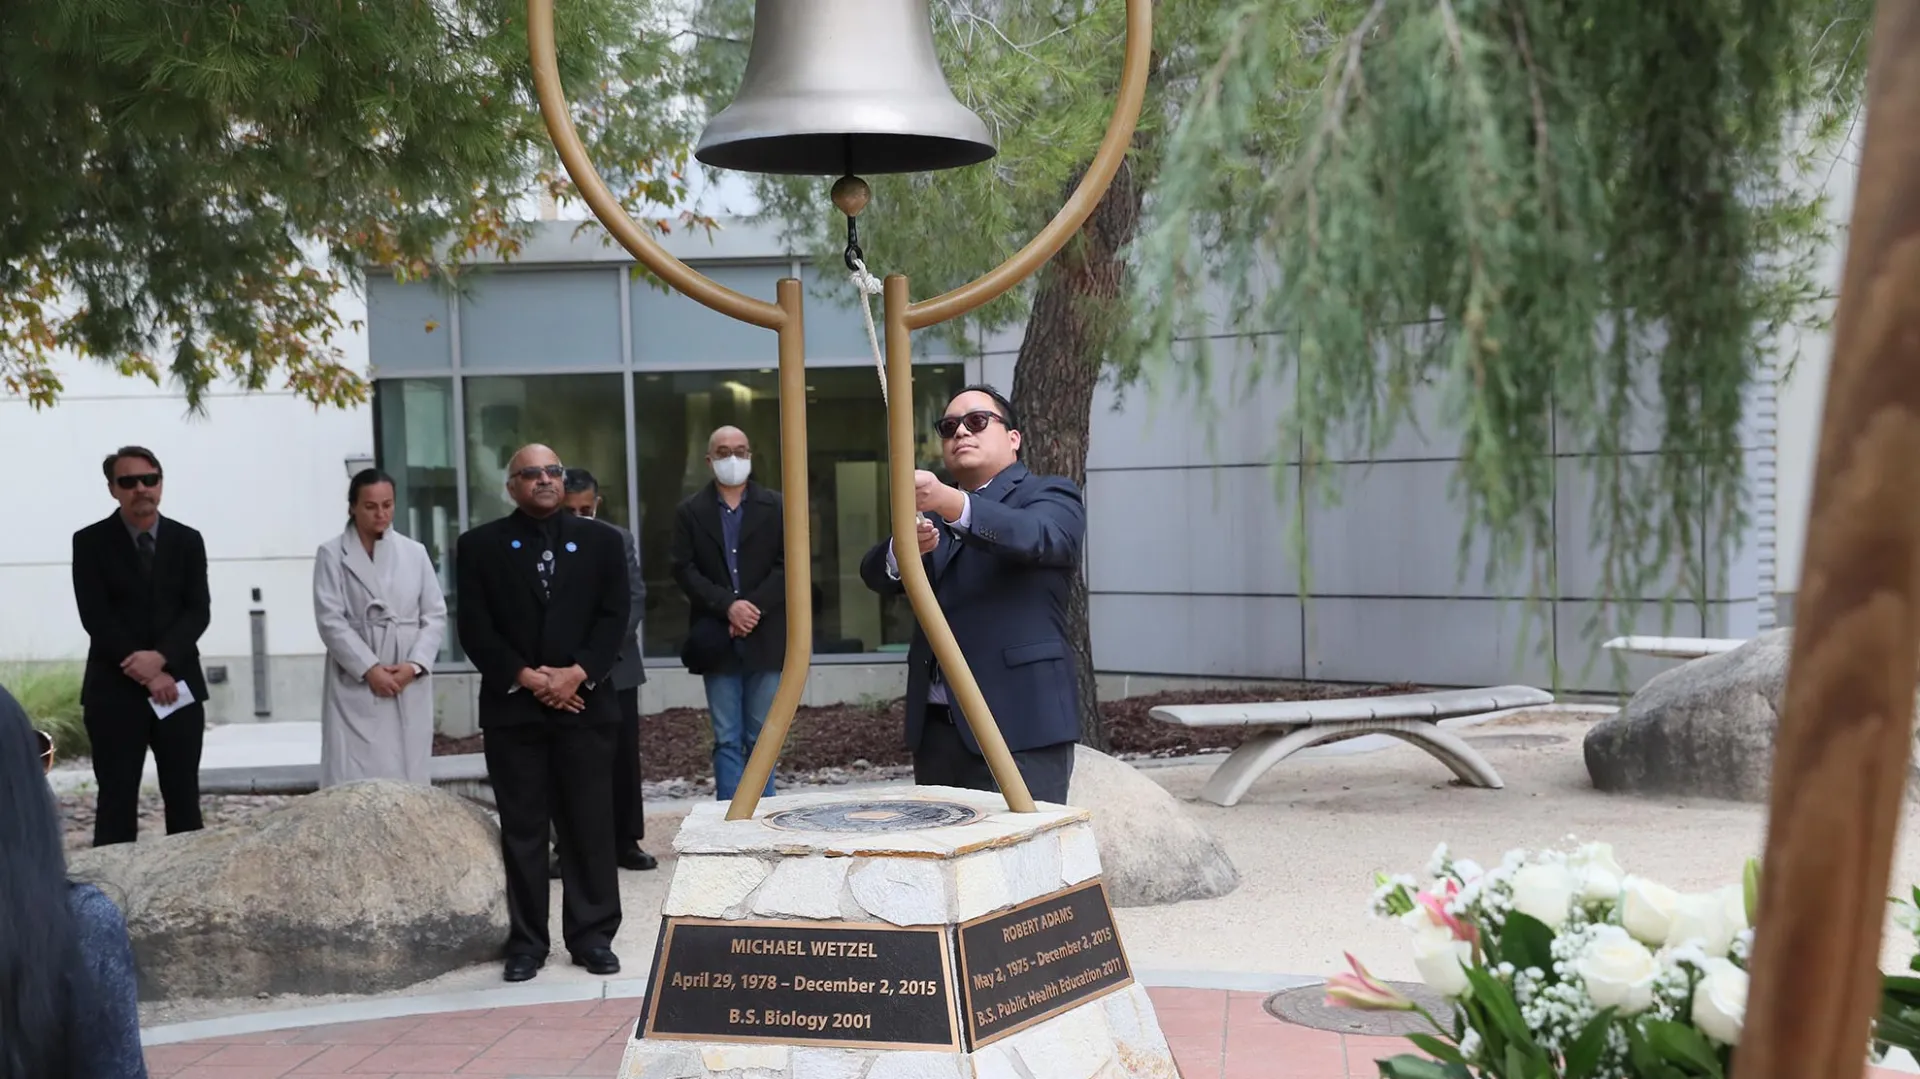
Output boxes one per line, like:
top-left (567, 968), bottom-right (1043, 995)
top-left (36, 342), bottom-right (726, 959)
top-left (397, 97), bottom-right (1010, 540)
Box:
top-left (619, 847), bottom-right (658, 871)
top-left (503, 955), bottom-right (544, 983)
top-left (571, 947), bottom-right (621, 975)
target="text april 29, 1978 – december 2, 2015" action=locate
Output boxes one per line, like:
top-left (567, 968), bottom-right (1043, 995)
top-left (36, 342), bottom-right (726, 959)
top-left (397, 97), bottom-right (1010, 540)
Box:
top-left (641, 920), bottom-right (962, 1050)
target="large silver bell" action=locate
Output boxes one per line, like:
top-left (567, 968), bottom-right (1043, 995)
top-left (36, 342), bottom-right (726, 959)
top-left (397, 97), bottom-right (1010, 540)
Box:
top-left (695, 0), bottom-right (997, 176)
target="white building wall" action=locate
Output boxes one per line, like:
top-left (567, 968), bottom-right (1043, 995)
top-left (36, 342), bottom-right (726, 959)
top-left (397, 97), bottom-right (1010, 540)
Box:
top-left (1771, 134), bottom-right (1862, 621)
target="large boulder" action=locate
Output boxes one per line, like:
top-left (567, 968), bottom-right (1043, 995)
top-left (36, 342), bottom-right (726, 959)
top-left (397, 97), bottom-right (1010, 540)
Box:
top-left (1583, 629), bottom-right (1794, 801)
top-left (1066, 744), bottom-right (1240, 906)
top-left (68, 780), bottom-right (508, 1000)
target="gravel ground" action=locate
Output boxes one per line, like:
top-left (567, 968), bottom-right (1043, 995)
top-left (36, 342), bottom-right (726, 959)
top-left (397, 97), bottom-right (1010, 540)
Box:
top-left (59, 791), bottom-right (293, 852)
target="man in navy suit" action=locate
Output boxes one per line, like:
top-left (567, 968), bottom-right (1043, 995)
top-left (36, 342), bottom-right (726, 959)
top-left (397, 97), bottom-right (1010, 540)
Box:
top-left (859, 385), bottom-right (1087, 803)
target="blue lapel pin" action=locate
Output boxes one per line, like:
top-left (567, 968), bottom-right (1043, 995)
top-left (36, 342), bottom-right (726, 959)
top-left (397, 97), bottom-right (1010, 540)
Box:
top-left (565, 541), bottom-right (577, 553)
top-left (511, 540), bottom-right (522, 549)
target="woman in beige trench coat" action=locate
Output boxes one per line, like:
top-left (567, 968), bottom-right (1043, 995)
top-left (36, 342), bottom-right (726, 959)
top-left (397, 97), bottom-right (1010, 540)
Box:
top-left (312, 469), bottom-right (447, 787)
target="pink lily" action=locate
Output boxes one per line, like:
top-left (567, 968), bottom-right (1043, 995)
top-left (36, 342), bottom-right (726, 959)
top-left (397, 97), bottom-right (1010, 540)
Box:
top-left (1325, 952), bottom-right (1415, 1011)
top-left (1417, 884), bottom-right (1480, 950)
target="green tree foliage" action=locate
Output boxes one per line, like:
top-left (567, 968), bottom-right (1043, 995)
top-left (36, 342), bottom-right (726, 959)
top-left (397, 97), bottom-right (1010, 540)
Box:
top-left (2, 0), bottom-right (699, 411)
top-left (1133, 0), bottom-right (1872, 644)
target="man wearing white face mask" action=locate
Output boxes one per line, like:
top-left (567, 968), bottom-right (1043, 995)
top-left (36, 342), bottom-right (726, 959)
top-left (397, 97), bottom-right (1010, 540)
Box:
top-left (669, 426), bottom-right (787, 800)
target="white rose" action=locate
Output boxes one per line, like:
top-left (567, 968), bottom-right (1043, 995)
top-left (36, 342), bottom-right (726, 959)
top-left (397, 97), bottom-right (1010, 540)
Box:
top-left (1510, 864), bottom-right (1576, 929)
top-left (1569, 843), bottom-right (1626, 903)
top-left (1573, 925), bottom-right (1660, 1015)
top-left (1620, 876), bottom-right (1680, 946)
top-left (1666, 891), bottom-right (1739, 957)
top-left (1691, 958), bottom-right (1748, 1045)
top-left (1408, 918), bottom-right (1473, 998)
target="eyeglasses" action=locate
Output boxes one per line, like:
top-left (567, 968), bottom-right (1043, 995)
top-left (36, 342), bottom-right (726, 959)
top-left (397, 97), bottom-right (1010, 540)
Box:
top-left (34, 730), bottom-right (53, 774)
top-left (935, 410), bottom-right (1007, 440)
top-left (114, 473), bottom-right (162, 490)
top-left (710, 447), bottom-right (751, 460)
top-left (513, 464), bottom-right (566, 482)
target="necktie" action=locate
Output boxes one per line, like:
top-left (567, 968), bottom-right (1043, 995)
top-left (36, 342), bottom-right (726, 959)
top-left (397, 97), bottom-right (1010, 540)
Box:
top-left (136, 532), bottom-right (155, 576)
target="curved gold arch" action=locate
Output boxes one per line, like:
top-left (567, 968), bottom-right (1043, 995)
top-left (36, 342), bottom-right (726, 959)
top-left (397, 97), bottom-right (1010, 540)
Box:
top-left (527, 0), bottom-right (786, 332)
top-left (529, 0), bottom-right (1154, 818)
top-left (905, 0), bottom-right (1154, 331)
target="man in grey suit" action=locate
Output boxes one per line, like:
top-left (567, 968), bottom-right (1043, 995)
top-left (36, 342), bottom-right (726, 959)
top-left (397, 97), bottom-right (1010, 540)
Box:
top-left (562, 468), bottom-right (656, 871)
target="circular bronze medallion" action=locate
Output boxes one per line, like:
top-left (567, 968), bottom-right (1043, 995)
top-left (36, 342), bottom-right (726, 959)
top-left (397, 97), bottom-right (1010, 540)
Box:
top-left (763, 800), bottom-right (985, 833)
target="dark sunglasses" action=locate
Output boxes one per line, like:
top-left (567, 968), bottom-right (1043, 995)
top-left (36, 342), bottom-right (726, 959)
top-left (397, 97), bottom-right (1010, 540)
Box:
top-left (935, 410), bottom-right (1007, 440)
top-left (34, 730), bottom-right (53, 774)
top-left (114, 473), bottom-right (162, 490)
top-left (513, 464), bottom-right (566, 482)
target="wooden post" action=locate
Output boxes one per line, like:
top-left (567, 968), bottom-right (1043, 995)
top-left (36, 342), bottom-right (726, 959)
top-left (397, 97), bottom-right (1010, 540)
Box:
top-left (1732, 6), bottom-right (1920, 1077)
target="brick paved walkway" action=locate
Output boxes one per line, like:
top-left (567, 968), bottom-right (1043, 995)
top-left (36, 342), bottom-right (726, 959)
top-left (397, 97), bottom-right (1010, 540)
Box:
top-left (142, 987), bottom-right (1910, 1079)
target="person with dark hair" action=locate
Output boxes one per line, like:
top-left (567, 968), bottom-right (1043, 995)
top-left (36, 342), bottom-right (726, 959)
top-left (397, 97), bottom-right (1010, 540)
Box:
top-left (456, 444), bottom-right (631, 982)
top-left (561, 468), bottom-right (656, 871)
top-left (70, 444), bottom-right (210, 846)
top-left (859, 385), bottom-right (1087, 803)
top-left (0, 683), bottom-right (150, 1079)
top-left (312, 467), bottom-right (448, 787)
top-left (670, 425), bottom-right (787, 801)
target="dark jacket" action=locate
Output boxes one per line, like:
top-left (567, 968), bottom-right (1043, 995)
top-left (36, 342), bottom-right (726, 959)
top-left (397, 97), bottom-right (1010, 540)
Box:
top-left (670, 481), bottom-right (787, 673)
top-left (859, 462), bottom-right (1086, 755)
top-left (70, 513), bottom-right (211, 712)
top-left (597, 518), bottom-right (648, 690)
top-left (454, 509), bottom-right (631, 728)
top-left (68, 883), bottom-right (148, 1079)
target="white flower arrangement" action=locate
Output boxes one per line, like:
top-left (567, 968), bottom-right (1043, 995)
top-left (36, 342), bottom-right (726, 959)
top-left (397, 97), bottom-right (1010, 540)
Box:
top-left (1326, 841), bottom-right (1759, 1079)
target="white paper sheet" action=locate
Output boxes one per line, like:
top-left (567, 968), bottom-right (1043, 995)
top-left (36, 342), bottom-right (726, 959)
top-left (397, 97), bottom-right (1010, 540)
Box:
top-left (149, 680), bottom-right (197, 720)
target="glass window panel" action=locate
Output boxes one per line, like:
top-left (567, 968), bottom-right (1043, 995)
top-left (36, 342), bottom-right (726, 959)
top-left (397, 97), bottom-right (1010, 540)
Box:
top-left (374, 378), bottom-right (464, 662)
top-left (631, 264), bottom-right (786, 366)
top-left (459, 268), bottom-right (623, 370)
top-left (462, 375), bottom-right (631, 533)
top-left (635, 363), bottom-right (966, 659)
top-left (366, 276), bottom-right (453, 373)
top-left (798, 266), bottom-right (968, 362)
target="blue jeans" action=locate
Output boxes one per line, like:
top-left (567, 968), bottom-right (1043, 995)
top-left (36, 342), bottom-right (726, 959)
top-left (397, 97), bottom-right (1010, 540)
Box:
top-left (704, 669), bottom-right (780, 800)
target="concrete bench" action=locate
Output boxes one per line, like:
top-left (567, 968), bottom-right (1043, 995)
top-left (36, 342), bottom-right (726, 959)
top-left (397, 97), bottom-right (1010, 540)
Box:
top-left (1147, 685), bottom-right (1554, 807)
top-left (1601, 635), bottom-right (1747, 660)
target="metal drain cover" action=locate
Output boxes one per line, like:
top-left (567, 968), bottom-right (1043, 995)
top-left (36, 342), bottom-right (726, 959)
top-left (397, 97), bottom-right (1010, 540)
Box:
top-left (1266, 981), bottom-right (1451, 1036)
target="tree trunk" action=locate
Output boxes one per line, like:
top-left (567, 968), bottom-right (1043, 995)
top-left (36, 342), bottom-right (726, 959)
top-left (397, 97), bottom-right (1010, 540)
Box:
top-left (1008, 153), bottom-right (1146, 754)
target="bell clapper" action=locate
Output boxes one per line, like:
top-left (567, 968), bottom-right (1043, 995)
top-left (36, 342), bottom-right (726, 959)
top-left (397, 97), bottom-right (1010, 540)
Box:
top-left (834, 174), bottom-right (888, 405)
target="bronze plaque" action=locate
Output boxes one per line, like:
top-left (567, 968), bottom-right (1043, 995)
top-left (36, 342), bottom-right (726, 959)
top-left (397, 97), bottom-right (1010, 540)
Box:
top-left (956, 879), bottom-right (1134, 1048)
top-left (641, 918), bottom-right (960, 1050)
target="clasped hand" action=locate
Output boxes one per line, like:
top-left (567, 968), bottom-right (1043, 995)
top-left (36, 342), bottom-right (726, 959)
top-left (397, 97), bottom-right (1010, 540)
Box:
top-left (727, 599), bottom-right (761, 637)
top-left (517, 665), bottom-right (588, 712)
top-left (364, 663), bottom-right (420, 699)
top-left (121, 650), bottom-right (178, 704)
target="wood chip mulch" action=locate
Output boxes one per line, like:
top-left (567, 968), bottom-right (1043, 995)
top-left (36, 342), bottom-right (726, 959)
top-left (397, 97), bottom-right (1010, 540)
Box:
top-left (432, 681), bottom-right (1423, 782)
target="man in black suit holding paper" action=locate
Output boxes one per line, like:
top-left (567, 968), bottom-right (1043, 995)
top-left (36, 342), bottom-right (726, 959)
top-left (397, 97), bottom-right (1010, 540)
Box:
top-left (456, 444), bottom-right (631, 983)
top-left (70, 445), bottom-right (212, 847)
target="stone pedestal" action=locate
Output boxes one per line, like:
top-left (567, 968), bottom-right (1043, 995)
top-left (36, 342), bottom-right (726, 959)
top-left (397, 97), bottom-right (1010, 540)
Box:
top-left (618, 786), bottom-right (1177, 1079)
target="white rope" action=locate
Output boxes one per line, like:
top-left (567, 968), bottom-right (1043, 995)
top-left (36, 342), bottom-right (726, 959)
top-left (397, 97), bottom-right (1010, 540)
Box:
top-left (848, 256), bottom-right (887, 404)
